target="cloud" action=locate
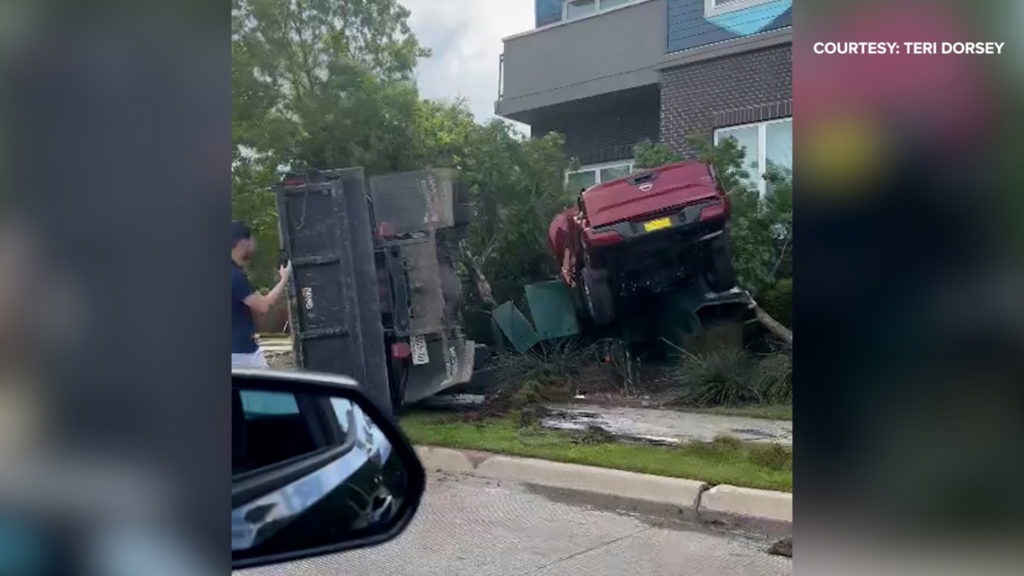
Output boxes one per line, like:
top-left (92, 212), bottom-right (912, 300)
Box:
top-left (402, 0), bottom-right (533, 125)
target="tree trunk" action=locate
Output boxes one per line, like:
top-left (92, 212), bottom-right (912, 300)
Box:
top-left (461, 244), bottom-right (505, 352)
top-left (755, 305), bottom-right (793, 347)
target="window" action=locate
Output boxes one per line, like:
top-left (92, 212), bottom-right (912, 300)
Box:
top-left (563, 0), bottom-right (643, 22)
top-left (565, 0), bottom-right (596, 21)
top-left (241, 390), bottom-right (301, 417)
top-left (704, 0), bottom-right (778, 18)
top-left (233, 390), bottom-right (320, 475)
top-left (565, 160), bottom-right (634, 193)
top-left (714, 117), bottom-right (792, 196)
top-left (599, 0), bottom-right (634, 9)
top-left (330, 397), bottom-right (355, 437)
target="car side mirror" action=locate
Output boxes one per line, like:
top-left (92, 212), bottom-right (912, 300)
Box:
top-left (232, 370), bottom-right (425, 570)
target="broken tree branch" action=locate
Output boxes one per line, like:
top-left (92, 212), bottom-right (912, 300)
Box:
top-left (754, 305), bottom-right (793, 347)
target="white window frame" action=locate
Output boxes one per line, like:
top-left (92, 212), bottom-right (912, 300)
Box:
top-left (562, 0), bottom-right (648, 23)
top-left (704, 0), bottom-right (778, 18)
top-left (565, 159), bottom-right (635, 189)
top-left (713, 117), bottom-right (791, 197)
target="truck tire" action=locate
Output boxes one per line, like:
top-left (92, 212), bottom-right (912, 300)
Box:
top-left (705, 233), bottom-right (737, 292)
top-left (582, 267), bottom-right (615, 326)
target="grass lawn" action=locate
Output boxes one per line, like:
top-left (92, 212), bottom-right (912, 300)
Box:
top-left (400, 411), bottom-right (792, 492)
top-left (681, 404), bottom-right (792, 421)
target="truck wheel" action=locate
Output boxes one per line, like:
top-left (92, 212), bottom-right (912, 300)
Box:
top-left (705, 234), bottom-right (737, 292)
top-left (582, 267), bottom-right (615, 326)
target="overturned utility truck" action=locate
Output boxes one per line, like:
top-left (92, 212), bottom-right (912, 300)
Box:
top-left (275, 167), bottom-right (476, 415)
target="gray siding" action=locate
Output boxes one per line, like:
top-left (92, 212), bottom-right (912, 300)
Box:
top-left (660, 44), bottom-right (791, 155)
top-left (497, 0), bottom-right (665, 120)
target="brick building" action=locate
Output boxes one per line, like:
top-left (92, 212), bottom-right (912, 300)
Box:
top-left (495, 0), bottom-right (792, 196)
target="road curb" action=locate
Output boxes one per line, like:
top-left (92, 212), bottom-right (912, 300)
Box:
top-left (414, 446), bottom-right (477, 473)
top-left (698, 484), bottom-right (792, 535)
top-left (414, 445), bottom-right (791, 534)
top-left (477, 455), bottom-right (705, 511)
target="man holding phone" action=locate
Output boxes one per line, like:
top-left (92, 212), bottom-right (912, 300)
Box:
top-left (232, 220), bottom-right (292, 369)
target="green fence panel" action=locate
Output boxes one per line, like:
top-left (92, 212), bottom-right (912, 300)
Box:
top-left (524, 281), bottom-right (580, 341)
top-left (492, 301), bottom-right (541, 353)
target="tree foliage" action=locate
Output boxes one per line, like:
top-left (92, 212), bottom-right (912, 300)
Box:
top-left (417, 106), bottom-right (571, 303)
top-left (458, 127), bottom-right (570, 303)
top-left (232, 0), bottom-right (430, 288)
top-left (633, 140), bottom-right (683, 170)
top-left (232, 0), bottom-right (573, 295)
top-left (232, 0), bottom-right (429, 172)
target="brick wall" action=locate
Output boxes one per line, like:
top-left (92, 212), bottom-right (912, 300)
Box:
top-left (660, 44), bottom-right (792, 156)
top-left (533, 92), bottom-right (661, 165)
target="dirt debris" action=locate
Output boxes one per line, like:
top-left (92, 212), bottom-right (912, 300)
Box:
top-left (768, 536), bottom-right (792, 557)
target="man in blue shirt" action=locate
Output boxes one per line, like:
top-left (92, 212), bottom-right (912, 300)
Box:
top-left (232, 221), bottom-right (292, 368)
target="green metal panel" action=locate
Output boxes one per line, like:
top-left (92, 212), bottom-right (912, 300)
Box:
top-left (656, 280), bottom-right (754, 352)
top-left (492, 301), bottom-right (541, 354)
top-left (524, 281), bottom-right (580, 340)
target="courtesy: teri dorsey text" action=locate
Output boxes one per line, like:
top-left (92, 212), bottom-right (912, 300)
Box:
top-left (813, 42), bottom-right (1005, 55)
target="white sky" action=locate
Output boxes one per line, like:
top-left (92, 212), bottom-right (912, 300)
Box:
top-left (402, 0), bottom-right (534, 124)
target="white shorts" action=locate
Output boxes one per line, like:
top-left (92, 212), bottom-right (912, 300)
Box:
top-left (232, 350), bottom-right (268, 369)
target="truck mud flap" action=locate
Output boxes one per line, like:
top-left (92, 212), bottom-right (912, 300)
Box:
top-left (403, 337), bottom-right (476, 405)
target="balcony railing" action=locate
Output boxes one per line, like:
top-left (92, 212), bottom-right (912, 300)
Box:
top-left (496, 0), bottom-right (665, 119)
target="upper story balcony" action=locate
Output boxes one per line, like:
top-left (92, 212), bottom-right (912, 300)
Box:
top-left (495, 0), bottom-right (666, 123)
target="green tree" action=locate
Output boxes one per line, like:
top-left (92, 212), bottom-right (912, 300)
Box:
top-left (457, 123), bottom-right (571, 304)
top-left (232, 0), bottom-right (431, 284)
top-left (232, 153), bottom-right (282, 290)
top-left (232, 1), bottom-right (574, 301)
top-left (633, 140), bottom-right (683, 170)
top-left (232, 0), bottom-right (429, 171)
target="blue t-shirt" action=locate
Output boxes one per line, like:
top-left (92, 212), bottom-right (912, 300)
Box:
top-left (232, 263), bottom-right (258, 353)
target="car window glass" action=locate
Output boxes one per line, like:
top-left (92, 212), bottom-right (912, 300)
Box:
top-left (242, 390), bottom-right (300, 417)
top-left (329, 397), bottom-right (354, 438)
top-left (233, 390), bottom-right (319, 475)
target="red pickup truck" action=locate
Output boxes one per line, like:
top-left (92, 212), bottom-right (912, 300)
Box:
top-left (549, 161), bottom-right (736, 326)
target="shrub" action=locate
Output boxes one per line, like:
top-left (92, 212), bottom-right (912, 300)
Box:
top-left (574, 425), bottom-right (617, 445)
top-left (688, 435), bottom-right (744, 458)
top-left (491, 339), bottom-right (593, 387)
top-left (509, 380), bottom-right (545, 410)
top-left (488, 339), bottom-right (594, 411)
top-left (749, 444), bottom-right (793, 471)
top-left (752, 352), bottom-right (793, 403)
top-left (668, 349), bottom-right (761, 407)
top-left (663, 349), bottom-right (792, 408)
top-left (633, 140), bottom-right (683, 170)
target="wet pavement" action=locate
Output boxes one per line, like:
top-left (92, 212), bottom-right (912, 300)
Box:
top-left (541, 404), bottom-right (792, 446)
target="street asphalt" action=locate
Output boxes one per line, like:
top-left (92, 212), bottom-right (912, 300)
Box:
top-left (240, 473), bottom-right (791, 576)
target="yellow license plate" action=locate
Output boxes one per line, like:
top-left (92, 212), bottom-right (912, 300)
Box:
top-left (643, 217), bottom-right (672, 232)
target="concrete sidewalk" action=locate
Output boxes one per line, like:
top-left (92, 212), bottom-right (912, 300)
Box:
top-left (415, 446), bottom-right (792, 538)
